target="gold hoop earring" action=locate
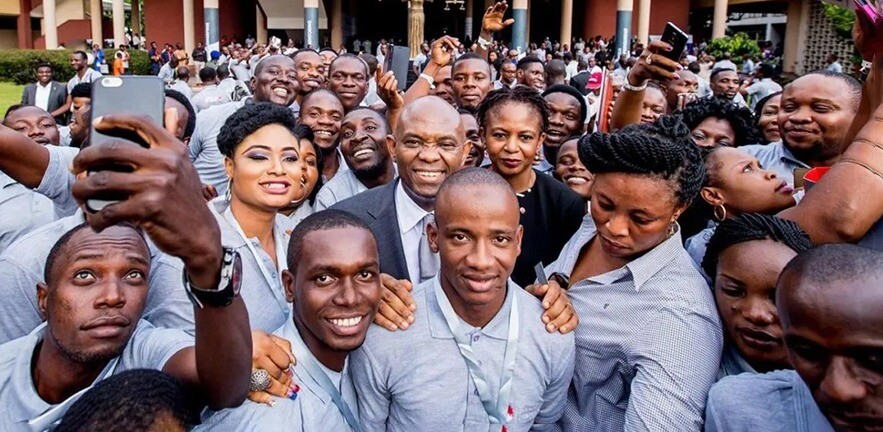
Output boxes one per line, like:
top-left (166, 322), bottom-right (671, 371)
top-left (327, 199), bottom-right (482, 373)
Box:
top-left (713, 204), bottom-right (727, 222)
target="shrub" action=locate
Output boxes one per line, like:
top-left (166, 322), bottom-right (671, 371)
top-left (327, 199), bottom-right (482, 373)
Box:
top-left (706, 33), bottom-right (761, 60)
top-left (0, 49), bottom-right (151, 85)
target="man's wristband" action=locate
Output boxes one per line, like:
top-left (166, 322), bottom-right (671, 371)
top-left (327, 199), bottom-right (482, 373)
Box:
top-left (419, 73), bottom-right (435, 89)
top-left (622, 79), bottom-right (648, 92)
top-left (477, 36), bottom-right (492, 50)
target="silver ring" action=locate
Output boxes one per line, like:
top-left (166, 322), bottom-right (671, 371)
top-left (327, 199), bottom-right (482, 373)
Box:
top-left (249, 369), bottom-right (271, 392)
top-left (646, 54), bottom-right (653, 66)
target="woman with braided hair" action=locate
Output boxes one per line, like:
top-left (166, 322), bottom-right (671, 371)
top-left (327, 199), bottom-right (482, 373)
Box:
top-left (702, 213), bottom-right (813, 379)
top-left (545, 115), bottom-right (723, 432)
top-left (475, 86), bottom-right (586, 287)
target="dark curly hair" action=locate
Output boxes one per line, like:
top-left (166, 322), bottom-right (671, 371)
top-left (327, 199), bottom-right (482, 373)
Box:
top-left (476, 86), bottom-right (550, 134)
top-left (54, 369), bottom-right (197, 432)
top-left (702, 213), bottom-right (813, 278)
top-left (578, 115), bottom-right (705, 206)
top-left (677, 97), bottom-right (762, 147)
top-left (218, 102), bottom-right (302, 157)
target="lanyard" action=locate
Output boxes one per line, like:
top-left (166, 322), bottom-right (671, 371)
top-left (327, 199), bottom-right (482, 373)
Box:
top-left (27, 357), bottom-right (120, 431)
top-left (221, 206), bottom-right (288, 314)
top-left (433, 280), bottom-right (519, 431)
top-left (285, 322), bottom-right (362, 432)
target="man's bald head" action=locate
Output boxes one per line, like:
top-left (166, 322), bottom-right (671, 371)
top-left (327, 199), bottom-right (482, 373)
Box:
top-left (436, 167), bottom-right (517, 214)
top-left (395, 96), bottom-right (465, 143)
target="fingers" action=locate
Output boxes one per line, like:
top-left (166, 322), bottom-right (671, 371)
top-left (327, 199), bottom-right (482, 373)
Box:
top-left (544, 294), bottom-right (568, 332)
top-left (503, 18), bottom-right (515, 27)
top-left (559, 307), bottom-right (579, 335)
top-left (524, 283), bottom-right (547, 299)
top-left (379, 288), bottom-right (414, 329)
top-left (270, 334), bottom-right (297, 366)
top-left (71, 141), bottom-right (153, 174)
top-left (374, 302), bottom-right (405, 331)
top-left (163, 107), bottom-right (178, 136)
top-left (382, 273), bottom-right (415, 310)
top-left (93, 114), bottom-right (181, 152)
top-left (248, 391), bottom-right (275, 407)
top-left (264, 371), bottom-right (292, 398)
top-left (202, 184), bottom-right (218, 201)
top-left (375, 63), bottom-right (383, 82)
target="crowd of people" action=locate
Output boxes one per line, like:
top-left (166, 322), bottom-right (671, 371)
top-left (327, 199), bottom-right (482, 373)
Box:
top-left (3, 1), bottom-right (883, 431)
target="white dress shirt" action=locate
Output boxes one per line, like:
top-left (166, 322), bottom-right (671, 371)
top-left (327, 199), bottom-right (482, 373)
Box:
top-left (34, 83), bottom-right (52, 111)
top-left (395, 182), bottom-right (436, 284)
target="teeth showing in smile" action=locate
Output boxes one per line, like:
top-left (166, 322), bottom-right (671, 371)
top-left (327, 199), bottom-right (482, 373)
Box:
top-left (315, 131), bottom-right (333, 137)
top-left (272, 88), bottom-right (289, 97)
top-left (329, 316), bottom-right (362, 327)
top-left (416, 171), bottom-right (442, 179)
top-left (354, 148), bottom-right (373, 158)
top-left (565, 177), bottom-right (588, 185)
top-left (263, 183), bottom-right (288, 190)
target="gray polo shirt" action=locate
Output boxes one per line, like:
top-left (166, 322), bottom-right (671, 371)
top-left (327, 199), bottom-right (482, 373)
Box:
top-left (314, 169), bottom-right (369, 211)
top-left (0, 320), bottom-right (192, 431)
top-left (0, 173), bottom-right (54, 255)
top-left (189, 100), bottom-right (247, 197)
top-left (350, 276), bottom-right (575, 432)
top-left (34, 145), bottom-right (80, 219)
top-left (210, 198), bottom-right (291, 332)
top-left (0, 212), bottom-right (194, 343)
top-left (741, 141), bottom-right (810, 187)
top-left (197, 319), bottom-right (358, 432)
top-left (705, 370), bottom-right (833, 432)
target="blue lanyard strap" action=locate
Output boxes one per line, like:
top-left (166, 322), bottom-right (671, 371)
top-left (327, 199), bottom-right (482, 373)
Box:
top-left (434, 280), bottom-right (520, 430)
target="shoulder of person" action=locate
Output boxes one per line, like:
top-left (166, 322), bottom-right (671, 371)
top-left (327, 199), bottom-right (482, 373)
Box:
top-left (331, 181), bottom-right (395, 213)
top-left (535, 172), bottom-right (585, 207)
top-left (707, 370), bottom-right (800, 420)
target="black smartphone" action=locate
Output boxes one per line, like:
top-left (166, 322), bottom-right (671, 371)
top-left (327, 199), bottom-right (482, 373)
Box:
top-left (383, 45), bottom-right (410, 91)
top-left (660, 22), bottom-right (689, 62)
top-left (88, 75), bottom-right (165, 211)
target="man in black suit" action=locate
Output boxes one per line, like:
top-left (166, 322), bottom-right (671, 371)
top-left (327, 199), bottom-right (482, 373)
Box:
top-left (20, 64), bottom-right (68, 125)
top-left (569, 59), bottom-right (590, 96)
top-left (333, 96), bottom-right (470, 284)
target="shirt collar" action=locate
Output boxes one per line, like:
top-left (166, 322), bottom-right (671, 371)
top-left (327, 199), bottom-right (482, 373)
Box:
top-left (425, 276), bottom-right (517, 340)
top-left (276, 319), bottom-right (351, 405)
top-left (772, 141), bottom-right (810, 169)
top-left (395, 181), bottom-right (431, 235)
top-left (0, 171), bottom-right (19, 188)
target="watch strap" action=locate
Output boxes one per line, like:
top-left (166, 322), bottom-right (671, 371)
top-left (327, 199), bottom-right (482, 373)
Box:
top-left (184, 248), bottom-right (242, 308)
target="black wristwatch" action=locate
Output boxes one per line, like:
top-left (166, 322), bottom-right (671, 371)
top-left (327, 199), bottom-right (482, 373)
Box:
top-left (549, 272), bottom-right (570, 290)
top-left (183, 247), bottom-right (242, 308)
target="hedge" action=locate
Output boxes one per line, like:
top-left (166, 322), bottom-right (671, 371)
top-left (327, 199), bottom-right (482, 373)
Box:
top-left (0, 49), bottom-right (151, 85)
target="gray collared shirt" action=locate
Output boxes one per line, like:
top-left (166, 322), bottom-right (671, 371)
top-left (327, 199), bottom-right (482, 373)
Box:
top-left (350, 276), bottom-right (575, 432)
top-left (314, 169), bottom-right (369, 211)
top-left (210, 198), bottom-right (291, 332)
top-left (0, 212), bottom-right (193, 343)
top-left (551, 214), bottom-right (723, 432)
top-left (705, 370), bottom-right (833, 432)
top-left (188, 100), bottom-right (247, 197)
top-left (0, 320), bottom-right (192, 431)
top-left (741, 141), bottom-right (810, 187)
top-left (0, 173), bottom-right (55, 255)
top-left (197, 319), bottom-right (359, 432)
top-left (34, 145), bottom-right (80, 219)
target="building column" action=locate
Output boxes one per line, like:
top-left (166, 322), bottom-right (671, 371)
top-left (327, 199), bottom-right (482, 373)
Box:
top-left (330, 0), bottom-right (343, 51)
top-left (408, 0), bottom-right (425, 58)
top-left (637, 0), bottom-right (651, 45)
top-left (305, 0), bottom-right (319, 49)
top-left (465, 0), bottom-right (474, 40)
top-left (17, 0), bottom-right (32, 49)
top-left (111, 0), bottom-right (125, 47)
top-left (783, 0), bottom-right (809, 74)
top-left (560, 0), bottom-right (573, 49)
top-left (512, 0), bottom-right (527, 52)
top-left (43, 0), bottom-right (58, 49)
top-left (255, 5), bottom-right (267, 45)
top-left (130, 0), bottom-right (140, 38)
top-left (712, 0), bottom-right (727, 39)
top-left (89, 0), bottom-right (101, 45)
top-left (204, 0), bottom-right (219, 45)
top-left (615, 0), bottom-right (633, 57)
top-left (182, 0), bottom-right (195, 51)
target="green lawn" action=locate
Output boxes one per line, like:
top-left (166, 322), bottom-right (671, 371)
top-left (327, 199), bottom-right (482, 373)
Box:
top-left (0, 81), bottom-right (24, 116)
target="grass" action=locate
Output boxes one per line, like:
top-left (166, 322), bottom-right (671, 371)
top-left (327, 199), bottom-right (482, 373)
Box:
top-left (0, 81), bottom-right (24, 116)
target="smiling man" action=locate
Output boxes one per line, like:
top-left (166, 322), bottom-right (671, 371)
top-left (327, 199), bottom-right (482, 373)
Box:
top-left (705, 244), bottom-right (883, 432)
top-left (315, 108), bottom-right (397, 210)
top-left (291, 50), bottom-right (327, 113)
top-left (538, 85), bottom-right (587, 175)
top-left (333, 96), bottom-right (470, 284)
top-left (198, 210), bottom-right (382, 431)
top-left (350, 168), bottom-right (575, 431)
top-left (328, 54), bottom-right (370, 112)
top-left (740, 71), bottom-right (861, 186)
top-left (298, 89), bottom-right (347, 181)
top-left (516, 57), bottom-right (546, 92)
top-left (189, 54), bottom-right (299, 197)
top-left (451, 53), bottom-right (493, 111)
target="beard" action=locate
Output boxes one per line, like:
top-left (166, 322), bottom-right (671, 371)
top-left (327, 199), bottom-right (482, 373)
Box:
top-left (352, 156), bottom-right (390, 183)
top-left (49, 327), bottom-right (128, 365)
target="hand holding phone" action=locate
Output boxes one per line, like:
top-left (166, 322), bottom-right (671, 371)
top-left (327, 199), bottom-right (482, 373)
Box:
top-left (659, 22), bottom-right (689, 62)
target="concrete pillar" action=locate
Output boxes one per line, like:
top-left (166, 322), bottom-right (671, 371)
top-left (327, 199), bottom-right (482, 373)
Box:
top-left (712, 0), bottom-right (727, 39)
top-left (204, 0), bottom-right (219, 45)
top-left (783, 0), bottom-right (809, 74)
top-left (182, 0), bottom-right (195, 52)
top-left (112, 0), bottom-right (125, 47)
top-left (130, 0), bottom-right (141, 39)
top-left (512, 0), bottom-right (527, 53)
top-left (43, 0), bottom-right (58, 49)
top-left (561, 0), bottom-right (573, 49)
top-left (615, 0), bottom-right (632, 57)
top-left (637, 0), bottom-right (650, 45)
top-left (330, 0), bottom-right (343, 51)
top-left (465, 0), bottom-right (474, 40)
top-left (256, 5), bottom-right (267, 45)
top-left (408, 0), bottom-right (425, 58)
top-left (305, 0), bottom-right (319, 49)
top-left (17, 0), bottom-right (32, 49)
top-left (90, 0), bottom-right (101, 45)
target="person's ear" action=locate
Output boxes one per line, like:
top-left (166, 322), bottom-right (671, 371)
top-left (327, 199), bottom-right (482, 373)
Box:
top-left (282, 270), bottom-right (296, 303)
top-left (700, 186), bottom-right (725, 207)
top-left (37, 283), bottom-right (49, 321)
top-left (386, 135), bottom-right (397, 163)
top-left (224, 156), bottom-right (234, 182)
top-left (427, 221), bottom-right (440, 253)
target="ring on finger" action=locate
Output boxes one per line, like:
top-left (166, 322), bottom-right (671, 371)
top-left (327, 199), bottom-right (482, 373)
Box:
top-left (249, 369), bottom-right (272, 392)
top-left (646, 54), bottom-right (653, 65)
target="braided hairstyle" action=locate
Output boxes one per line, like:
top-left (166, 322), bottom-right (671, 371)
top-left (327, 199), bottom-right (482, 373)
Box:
top-left (55, 369), bottom-right (196, 432)
top-left (476, 86), bottom-right (550, 134)
top-left (677, 97), bottom-right (762, 147)
top-left (578, 115), bottom-right (705, 206)
top-left (702, 213), bottom-right (813, 278)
